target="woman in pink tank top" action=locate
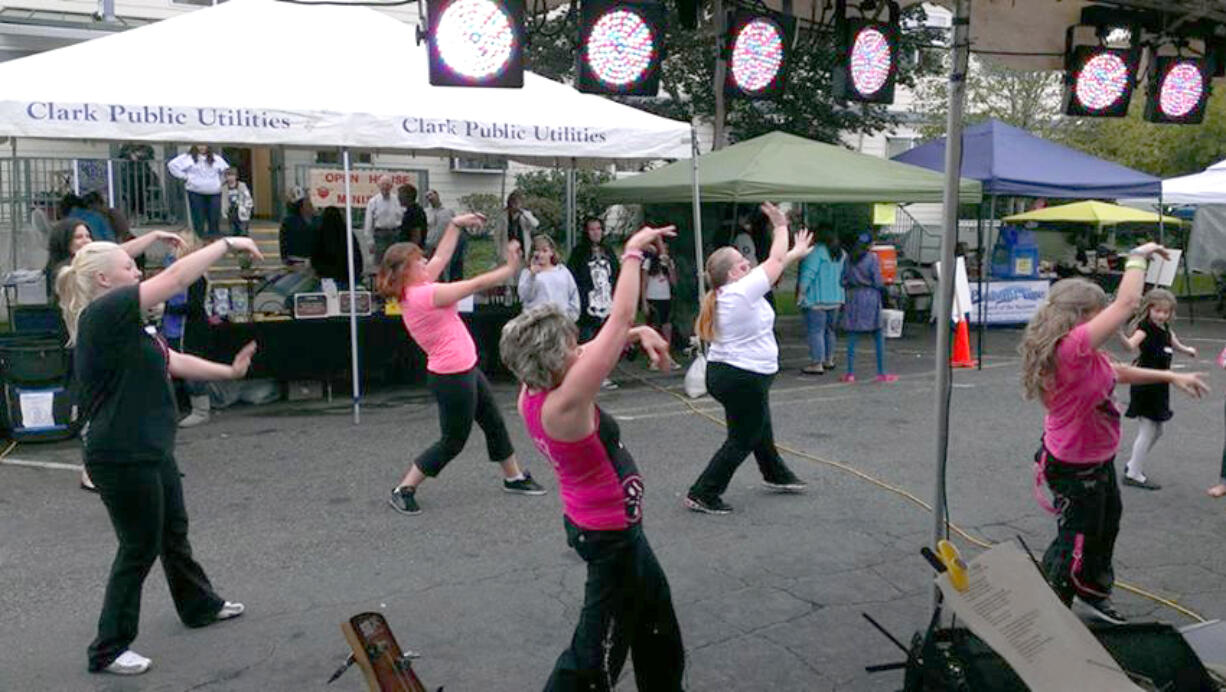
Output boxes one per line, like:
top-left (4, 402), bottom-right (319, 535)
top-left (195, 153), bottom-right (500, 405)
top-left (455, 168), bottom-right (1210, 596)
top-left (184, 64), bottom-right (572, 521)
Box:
top-left (376, 213), bottom-right (545, 516)
top-left (500, 223), bottom-right (684, 691)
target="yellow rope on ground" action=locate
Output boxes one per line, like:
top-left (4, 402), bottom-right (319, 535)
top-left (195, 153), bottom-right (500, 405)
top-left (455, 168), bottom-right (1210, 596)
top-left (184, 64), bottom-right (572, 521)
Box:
top-left (0, 440), bottom-right (16, 459)
top-left (618, 365), bottom-right (1208, 623)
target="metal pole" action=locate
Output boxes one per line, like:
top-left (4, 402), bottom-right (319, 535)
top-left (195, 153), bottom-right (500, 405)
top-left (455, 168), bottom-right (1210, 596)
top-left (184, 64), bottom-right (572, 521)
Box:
top-left (342, 149), bottom-right (361, 424)
top-left (711, 0), bottom-right (728, 150)
top-left (72, 159), bottom-right (80, 195)
top-left (978, 194), bottom-right (996, 370)
top-left (1158, 188), bottom-right (1165, 246)
top-left (690, 123), bottom-right (705, 296)
top-left (100, 0), bottom-right (116, 23)
top-left (10, 137), bottom-right (17, 274)
top-left (931, 0), bottom-right (971, 613)
top-left (565, 165), bottom-right (576, 253)
top-left (106, 159), bottom-right (115, 213)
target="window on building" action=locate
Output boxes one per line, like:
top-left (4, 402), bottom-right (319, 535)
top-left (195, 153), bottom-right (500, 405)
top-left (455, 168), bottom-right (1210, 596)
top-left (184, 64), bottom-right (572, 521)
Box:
top-left (886, 136), bottom-right (919, 159)
top-left (316, 151), bottom-right (373, 165)
top-left (449, 157), bottom-right (507, 174)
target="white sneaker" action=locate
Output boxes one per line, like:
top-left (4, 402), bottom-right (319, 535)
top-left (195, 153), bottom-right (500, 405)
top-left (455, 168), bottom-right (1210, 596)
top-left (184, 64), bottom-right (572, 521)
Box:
top-left (179, 411), bottom-right (210, 428)
top-left (600, 378), bottom-right (619, 390)
top-left (216, 601), bottom-right (245, 620)
top-left (103, 650), bottom-right (151, 675)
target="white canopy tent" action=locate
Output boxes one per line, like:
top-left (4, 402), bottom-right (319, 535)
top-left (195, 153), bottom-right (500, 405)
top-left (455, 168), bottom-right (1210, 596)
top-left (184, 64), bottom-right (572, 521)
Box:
top-left (0, 0), bottom-right (693, 423)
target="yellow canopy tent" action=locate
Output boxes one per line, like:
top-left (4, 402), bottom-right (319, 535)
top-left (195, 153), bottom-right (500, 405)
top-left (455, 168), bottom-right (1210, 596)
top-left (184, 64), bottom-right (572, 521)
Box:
top-left (1003, 200), bottom-right (1185, 226)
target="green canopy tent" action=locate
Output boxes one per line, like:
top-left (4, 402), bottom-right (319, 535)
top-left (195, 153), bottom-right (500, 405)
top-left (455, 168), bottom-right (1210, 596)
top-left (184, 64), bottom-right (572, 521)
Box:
top-left (598, 131), bottom-right (982, 295)
top-left (600, 131), bottom-right (982, 204)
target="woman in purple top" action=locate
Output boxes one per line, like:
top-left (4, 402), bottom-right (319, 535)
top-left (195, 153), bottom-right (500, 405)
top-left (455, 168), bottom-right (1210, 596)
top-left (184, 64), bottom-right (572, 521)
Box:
top-left (500, 224), bottom-right (683, 691)
top-left (840, 233), bottom-right (896, 383)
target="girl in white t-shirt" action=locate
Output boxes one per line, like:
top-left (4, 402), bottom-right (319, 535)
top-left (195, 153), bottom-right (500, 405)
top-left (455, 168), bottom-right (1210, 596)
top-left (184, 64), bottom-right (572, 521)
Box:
top-left (685, 203), bottom-right (814, 515)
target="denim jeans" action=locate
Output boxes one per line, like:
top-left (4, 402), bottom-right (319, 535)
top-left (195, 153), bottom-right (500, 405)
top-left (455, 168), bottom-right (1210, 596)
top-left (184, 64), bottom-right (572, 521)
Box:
top-left (846, 329), bottom-right (886, 376)
top-left (187, 191), bottom-right (221, 238)
top-left (802, 307), bottom-right (839, 363)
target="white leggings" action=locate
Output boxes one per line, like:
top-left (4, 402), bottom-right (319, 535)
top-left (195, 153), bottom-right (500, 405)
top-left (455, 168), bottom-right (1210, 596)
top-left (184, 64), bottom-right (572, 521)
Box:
top-left (1125, 419), bottom-right (1164, 480)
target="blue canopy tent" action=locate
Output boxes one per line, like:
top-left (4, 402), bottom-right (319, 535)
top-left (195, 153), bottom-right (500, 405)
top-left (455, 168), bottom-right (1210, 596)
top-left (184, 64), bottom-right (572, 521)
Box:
top-left (892, 119), bottom-right (1167, 363)
top-left (893, 119), bottom-right (1161, 198)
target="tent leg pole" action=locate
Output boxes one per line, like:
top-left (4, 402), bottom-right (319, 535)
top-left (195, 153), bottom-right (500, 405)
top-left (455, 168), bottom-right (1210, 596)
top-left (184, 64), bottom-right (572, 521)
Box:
top-left (72, 159), bottom-right (80, 195)
top-left (343, 149), bottom-right (361, 425)
top-left (931, 0), bottom-right (971, 616)
top-left (690, 125), bottom-right (705, 297)
top-left (565, 163), bottom-right (576, 253)
top-left (106, 159), bottom-right (116, 218)
top-left (10, 138), bottom-right (17, 274)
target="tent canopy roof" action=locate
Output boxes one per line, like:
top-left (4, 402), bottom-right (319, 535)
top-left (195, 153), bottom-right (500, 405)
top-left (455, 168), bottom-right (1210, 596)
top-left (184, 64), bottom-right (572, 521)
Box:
top-left (893, 119), bottom-right (1161, 199)
top-left (599, 131), bottom-right (982, 204)
top-left (1003, 200), bottom-right (1184, 226)
top-left (0, 0), bottom-right (690, 165)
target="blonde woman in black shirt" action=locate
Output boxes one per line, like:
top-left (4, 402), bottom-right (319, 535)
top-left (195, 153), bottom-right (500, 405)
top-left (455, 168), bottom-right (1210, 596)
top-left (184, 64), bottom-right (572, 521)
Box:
top-left (57, 236), bottom-right (261, 676)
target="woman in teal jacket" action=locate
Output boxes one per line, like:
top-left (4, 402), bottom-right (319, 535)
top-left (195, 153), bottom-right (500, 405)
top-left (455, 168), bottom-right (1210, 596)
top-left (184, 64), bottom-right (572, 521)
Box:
top-left (797, 230), bottom-right (845, 375)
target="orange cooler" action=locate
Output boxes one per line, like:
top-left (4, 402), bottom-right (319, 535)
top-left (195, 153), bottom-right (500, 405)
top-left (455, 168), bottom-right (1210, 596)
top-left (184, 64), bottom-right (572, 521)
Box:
top-left (871, 245), bottom-right (897, 284)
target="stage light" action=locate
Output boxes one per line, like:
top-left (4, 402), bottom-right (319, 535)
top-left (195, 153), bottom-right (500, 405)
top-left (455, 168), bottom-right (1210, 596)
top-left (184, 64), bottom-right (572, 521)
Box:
top-left (578, 0), bottom-right (665, 95)
top-left (724, 11), bottom-right (796, 100)
top-left (1062, 45), bottom-right (1138, 116)
top-left (1145, 56), bottom-right (1212, 124)
top-left (832, 1), bottom-right (900, 104)
top-left (427, 0), bottom-right (524, 88)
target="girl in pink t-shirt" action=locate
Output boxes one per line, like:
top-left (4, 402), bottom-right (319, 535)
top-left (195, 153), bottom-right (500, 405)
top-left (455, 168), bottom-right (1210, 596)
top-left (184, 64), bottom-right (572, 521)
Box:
top-left (376, 213), bottom-right (544, 516)
top-left (500, 223), bottom-right (684, 690)
top-left (1019, 243), bottom-right (1206, 624)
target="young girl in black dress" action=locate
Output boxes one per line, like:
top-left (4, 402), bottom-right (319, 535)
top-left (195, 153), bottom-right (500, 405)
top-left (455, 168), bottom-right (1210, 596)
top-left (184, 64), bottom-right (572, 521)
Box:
top-left (1123, 288), bottom-right (1197, 490)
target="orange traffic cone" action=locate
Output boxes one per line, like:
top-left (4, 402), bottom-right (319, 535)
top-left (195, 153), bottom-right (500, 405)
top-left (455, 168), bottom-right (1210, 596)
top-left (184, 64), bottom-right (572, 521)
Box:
top-left (951, 318), bottom-right (977, 368)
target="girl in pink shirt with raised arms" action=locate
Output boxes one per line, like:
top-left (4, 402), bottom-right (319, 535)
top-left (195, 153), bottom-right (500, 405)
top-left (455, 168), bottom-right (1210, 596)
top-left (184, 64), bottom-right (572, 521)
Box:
top-left (377, 213), bottom-right (544, 516)
top-left (499, 224), bottom-right (684, 691)
top-left (1019, 242), bottom-right (1207, 624)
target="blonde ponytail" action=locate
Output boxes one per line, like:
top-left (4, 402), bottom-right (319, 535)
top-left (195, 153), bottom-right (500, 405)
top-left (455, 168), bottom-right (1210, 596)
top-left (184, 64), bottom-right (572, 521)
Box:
top-left (691, 247), bottom-right (742, 343)
top-left (57, 242), bottom-right (122, 346)
top-left (695, 289), bottom-right (719, 342)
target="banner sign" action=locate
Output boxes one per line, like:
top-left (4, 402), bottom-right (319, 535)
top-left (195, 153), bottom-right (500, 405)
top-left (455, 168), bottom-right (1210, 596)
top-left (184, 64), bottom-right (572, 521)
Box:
top-left (306, 168), bottom-right (425, 209)
top-left (0, 102), bottom-right (690, 162)
top-left (969, 280), bottom-right (1050, 325)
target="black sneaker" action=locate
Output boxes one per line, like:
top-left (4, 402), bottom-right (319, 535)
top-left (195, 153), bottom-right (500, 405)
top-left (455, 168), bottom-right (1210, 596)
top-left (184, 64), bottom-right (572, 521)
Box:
top-left (684, 494), bottom-right (733, 515)
top-left (1122, 476), bottom-right (1162, 490)
top-left (389, 486), bottom-right (421, 515)
top-left (763, 474), bottom-right (808, 493)
top-left (503, 473), bottom-right (546, 496)
top-left (1075, 595), bottom-right (1128, 624)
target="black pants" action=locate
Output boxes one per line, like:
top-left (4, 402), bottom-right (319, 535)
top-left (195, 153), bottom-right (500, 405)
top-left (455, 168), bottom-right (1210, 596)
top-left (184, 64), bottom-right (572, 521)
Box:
top-left (1039, 454), bottom-right (1122, 605)
top-left (86, 457), bottom-right (224, 671)
top-left (1219, 400), bottom-right (1226, 482)
top-left (689, 362), bottom-right (793, 501)
top-left (545, 520), bottom-right (684, 692)
top-left (415, 367), bottom-right (514, 477)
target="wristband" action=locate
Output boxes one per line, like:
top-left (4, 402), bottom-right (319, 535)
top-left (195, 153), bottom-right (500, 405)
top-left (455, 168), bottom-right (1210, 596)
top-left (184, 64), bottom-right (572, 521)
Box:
top-left (222, 237), bottom-right (236, 252)
top-left (621, 249), bottom-right (644, 263)
top-left (1125, 258), bottom-right (1148, 272)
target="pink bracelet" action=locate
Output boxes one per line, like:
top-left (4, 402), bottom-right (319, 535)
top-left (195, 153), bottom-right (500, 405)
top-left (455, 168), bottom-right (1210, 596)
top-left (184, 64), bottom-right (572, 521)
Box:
top-left (621, 249), bottom-right (644, 263)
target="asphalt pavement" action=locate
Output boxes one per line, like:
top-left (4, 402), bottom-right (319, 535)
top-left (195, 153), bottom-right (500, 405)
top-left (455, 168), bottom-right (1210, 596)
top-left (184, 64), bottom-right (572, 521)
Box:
top-left (3, 315), bottom-right (1226, 691)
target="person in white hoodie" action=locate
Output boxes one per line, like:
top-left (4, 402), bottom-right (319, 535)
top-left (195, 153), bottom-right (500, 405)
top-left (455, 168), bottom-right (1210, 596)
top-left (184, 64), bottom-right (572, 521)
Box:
top-left (518, 234), bottom-right (580, 322)
top-left (167, 145), bottom-right (229, 238)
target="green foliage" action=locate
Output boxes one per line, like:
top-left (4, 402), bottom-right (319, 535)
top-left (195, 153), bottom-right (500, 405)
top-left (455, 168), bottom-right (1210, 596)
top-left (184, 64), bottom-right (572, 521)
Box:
top-left (1054, 89), bottom-right (1226, 178)
top-left (524, 4), bottom-right (944, 146)
top-left (458, 193), bottom-right (502, 237)
top-left (513, 169), bottom-right (615, 239)
top-left (912, 56), bottom-right (1066, 141)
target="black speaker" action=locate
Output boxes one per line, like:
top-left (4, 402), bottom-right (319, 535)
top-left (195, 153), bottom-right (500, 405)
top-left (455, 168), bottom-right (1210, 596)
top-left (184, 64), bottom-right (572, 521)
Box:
top-left (904, 624), bottom-right (1215, 692)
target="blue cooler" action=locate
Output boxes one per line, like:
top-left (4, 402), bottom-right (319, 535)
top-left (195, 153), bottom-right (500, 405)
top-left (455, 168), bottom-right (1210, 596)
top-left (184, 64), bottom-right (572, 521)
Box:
top-left (991, 226), bottom-right (1040, 279)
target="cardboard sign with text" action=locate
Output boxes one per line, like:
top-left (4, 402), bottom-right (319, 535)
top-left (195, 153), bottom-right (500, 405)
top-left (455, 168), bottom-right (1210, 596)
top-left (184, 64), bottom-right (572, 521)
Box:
top-left (307, 168), bottom-right (425, 209)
